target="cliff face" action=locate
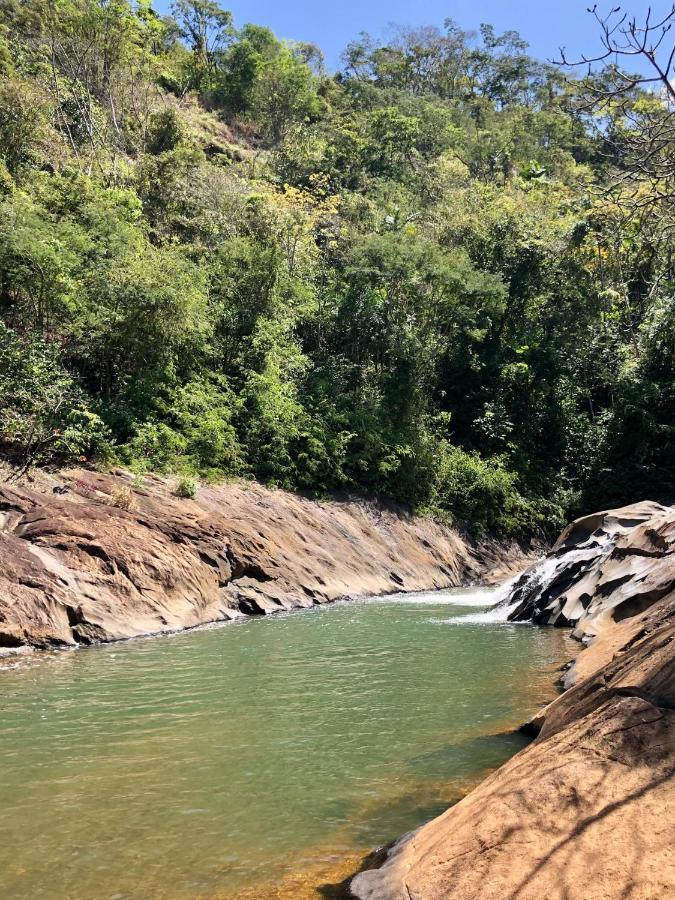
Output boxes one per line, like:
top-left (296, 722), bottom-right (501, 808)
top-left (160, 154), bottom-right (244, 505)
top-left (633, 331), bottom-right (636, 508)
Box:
top-left (351, 502), bottom-right (675, 900)
top-left (0, 468), bottom-right (513, 650)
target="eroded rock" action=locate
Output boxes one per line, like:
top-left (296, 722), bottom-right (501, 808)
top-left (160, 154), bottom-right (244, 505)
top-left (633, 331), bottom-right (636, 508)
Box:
top-left (0, 468), bottom-right (508, 649)
top-left (351, 695), bottom-right (675, 900)
top-left (351, 501), bottom-right (675, 900)
top-left (503, 501), bottom-right (675, 642)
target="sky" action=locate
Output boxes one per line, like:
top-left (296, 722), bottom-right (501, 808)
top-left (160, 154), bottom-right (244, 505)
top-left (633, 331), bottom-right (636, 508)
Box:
top-left (152, 1), bottom-right (674, 73)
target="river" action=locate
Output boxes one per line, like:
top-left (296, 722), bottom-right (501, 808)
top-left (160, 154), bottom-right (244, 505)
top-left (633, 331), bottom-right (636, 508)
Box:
top-left (0, 586), bottom-right (576, 898)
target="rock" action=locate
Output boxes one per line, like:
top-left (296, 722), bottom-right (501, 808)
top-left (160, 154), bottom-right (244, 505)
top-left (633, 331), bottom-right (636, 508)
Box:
top-left (351, 695), bottom-right (675, 900)
top-left (504, 501), bottom-right (675, 641)
top-left (0, 468), bottom-right (518, 650)
top-left (351, 501), bottom-right (675, 900)
top-left (538, 590), bottom-right (675, 740)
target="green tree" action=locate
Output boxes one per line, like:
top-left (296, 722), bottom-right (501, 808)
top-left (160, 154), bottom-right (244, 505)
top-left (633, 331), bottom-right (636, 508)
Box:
top-left (170, 0), bottom-right (233, 92)
top-left (249, 45), bottom-right (322, 144)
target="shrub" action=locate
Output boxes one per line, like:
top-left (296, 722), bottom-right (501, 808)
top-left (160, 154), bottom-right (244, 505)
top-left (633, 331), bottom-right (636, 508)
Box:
top-left (172, 377), bottom-right (243, 473)
top-left (109, 485), bottom-right (135, 510)
top-left (119, 378), bottom-right (243, 478)
top-left (121, 422), bottom-right (188, 472)
top-left (174, 475), bottom-right (197, 499)
top-left (0, 324), bottom-right (111, 477)
top-left (427, 444), bottom-right (537, 538)
top-left (145, 108), bottom-right (186, 155)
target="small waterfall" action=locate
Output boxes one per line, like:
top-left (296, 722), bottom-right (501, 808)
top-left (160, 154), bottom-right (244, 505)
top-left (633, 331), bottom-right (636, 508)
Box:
top-left (455, 530), bottom-right (618, 626)
top-left (447, 574), bottom-right (522, 624)
top-left (494, 531), bottom-right (617, 625)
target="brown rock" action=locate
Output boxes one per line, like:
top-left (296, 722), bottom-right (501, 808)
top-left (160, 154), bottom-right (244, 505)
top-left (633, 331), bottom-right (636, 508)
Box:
top-left (351, 501), bottom-right (675, 900)
top-left (505, 501), bottom-right (675, 637)
top-left (0, 468), bottom-right (512, 649)
top-left (352, 695), bottom-right (675, 900)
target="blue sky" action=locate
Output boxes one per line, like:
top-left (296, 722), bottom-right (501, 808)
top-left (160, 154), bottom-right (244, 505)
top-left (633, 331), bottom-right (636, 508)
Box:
top-left (152, 1), bottom-right (673, 72)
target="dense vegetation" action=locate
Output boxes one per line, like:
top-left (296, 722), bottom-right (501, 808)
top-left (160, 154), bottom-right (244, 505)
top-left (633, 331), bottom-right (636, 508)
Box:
top-left (0, 0), bottom-right (673, 535)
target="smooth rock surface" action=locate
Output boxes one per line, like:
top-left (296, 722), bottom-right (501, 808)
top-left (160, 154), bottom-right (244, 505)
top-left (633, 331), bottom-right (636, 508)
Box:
top-left (352, 694), bottom-right (675, 900)
top-left (0, 468), bottom-right (519, 649)
top-left (351, 501), bottom-right (675, 900)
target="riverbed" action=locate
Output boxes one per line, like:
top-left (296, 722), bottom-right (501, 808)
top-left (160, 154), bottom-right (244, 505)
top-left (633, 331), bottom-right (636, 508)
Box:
top-left (0, 587), bottom-right (576, 898)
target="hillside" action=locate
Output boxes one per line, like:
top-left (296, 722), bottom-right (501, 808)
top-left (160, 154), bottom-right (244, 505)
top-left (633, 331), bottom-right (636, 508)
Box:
top-left (0, 1), bottom-right (673, 536)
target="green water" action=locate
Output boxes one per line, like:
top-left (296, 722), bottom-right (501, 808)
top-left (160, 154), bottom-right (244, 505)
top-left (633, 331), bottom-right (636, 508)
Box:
top-left (0, 588), bottom-right (575, 899)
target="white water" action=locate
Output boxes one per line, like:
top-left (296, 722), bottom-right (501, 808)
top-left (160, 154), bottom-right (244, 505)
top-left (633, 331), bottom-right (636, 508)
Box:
top-left (379, 584), bottom-right (508, 607)
top-left (449, 597), bottom-right (522, 625)
top-left (453, 530), bottom-right (619, 626)
top-left (419, 578), bottom-right (521, 624)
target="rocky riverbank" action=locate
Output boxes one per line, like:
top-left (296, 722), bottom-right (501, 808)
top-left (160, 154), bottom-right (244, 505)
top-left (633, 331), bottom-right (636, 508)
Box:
top-left (0, 468), bottom-right (529, 651)
top-left (350, 501), bottom-right (675, 900)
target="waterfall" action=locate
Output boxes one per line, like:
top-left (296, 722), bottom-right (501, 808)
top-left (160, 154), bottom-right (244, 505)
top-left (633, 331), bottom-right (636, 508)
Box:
top-left (456, 530), bottom-right (618, 626)
top-left (497, 531), bottom-right (617, 624)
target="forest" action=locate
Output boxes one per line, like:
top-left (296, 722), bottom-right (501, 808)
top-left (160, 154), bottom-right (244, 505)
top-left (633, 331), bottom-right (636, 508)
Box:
top-left (0, 0), bottom-right (673, 536)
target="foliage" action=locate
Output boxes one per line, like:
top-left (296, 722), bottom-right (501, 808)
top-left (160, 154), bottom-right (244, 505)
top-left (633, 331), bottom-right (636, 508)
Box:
top-left (0, 323), bottom-right (110, 475)
top-left (0, 0), bottom-right (672, 535)
top-left (248, 44), bottom-right (323, 144)
top-left (428, 445), bottom-right (538, 538)
top-left (109, 484), bottom-right (135, 510)
top-left (174, 475), bottom-right (198, 498)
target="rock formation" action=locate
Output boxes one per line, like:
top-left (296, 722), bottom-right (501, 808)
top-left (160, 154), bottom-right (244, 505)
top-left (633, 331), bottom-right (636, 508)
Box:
top-left (351, 501), bottom-right (675, 900)
top-left (0, 468), bottom-right (517, 650)
top-left (504, 500), bottom-right (674, 642)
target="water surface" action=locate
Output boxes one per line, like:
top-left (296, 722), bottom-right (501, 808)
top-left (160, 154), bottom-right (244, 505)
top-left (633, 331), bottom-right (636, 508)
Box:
top-left (0, 587), bottom-right (575, 898)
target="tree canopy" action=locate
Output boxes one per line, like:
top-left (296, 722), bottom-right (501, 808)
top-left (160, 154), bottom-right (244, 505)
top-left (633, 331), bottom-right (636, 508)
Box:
top-left (0, 0), bottom-right (673, 536)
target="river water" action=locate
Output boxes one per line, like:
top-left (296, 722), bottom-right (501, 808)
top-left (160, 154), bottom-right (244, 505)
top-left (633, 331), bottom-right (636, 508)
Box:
top-left (0, 586), bottom-right (576, 899)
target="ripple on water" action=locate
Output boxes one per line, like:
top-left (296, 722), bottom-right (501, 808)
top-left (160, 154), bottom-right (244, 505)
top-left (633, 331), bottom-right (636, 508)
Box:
top-left (0, 588), bottom-right (576, 899)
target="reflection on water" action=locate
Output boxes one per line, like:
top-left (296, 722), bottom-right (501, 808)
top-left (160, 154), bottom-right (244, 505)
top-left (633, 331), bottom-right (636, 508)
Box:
top-left (0, 587), bottom-right (576, 899)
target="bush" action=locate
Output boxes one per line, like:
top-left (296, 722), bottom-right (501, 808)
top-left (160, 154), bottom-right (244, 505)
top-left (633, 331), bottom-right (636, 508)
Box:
top-left (109, 485), bottom-right (135, 510)
top-left (121, 422), bottom-right (188, 472)
top-left (428, 444), bottom-right (537, 538)
top-left (174, 475), bottom-right (197, 499)
top-left (145, 108), bottom-right (186, 155)
top-left (119, 377), bottom-right (244, 477)
top-left (172, 378), bottom-right (243, 474)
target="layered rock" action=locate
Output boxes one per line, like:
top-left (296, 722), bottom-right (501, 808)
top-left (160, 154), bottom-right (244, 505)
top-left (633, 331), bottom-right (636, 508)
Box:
top-left (0, 468), bottom-right (509, 650)
top-left (503, 501), bottom-right (674, 642)
top-left (352, 691), bottom-right (675, 900)
top-left (351, 501), bottom-right (675, 900)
